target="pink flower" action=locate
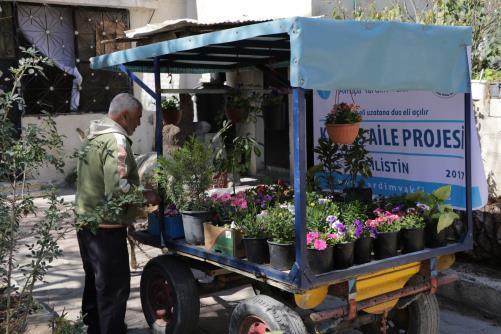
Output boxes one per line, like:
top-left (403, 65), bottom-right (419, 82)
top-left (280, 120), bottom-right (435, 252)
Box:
top-left (373, 208), bottom-right (383, 215)
top-left (314, 239), bottom-right (327, 251)
top-left (220, 193), bottom-right (231, 202)
top-left (306, 232), bottom-right (320, 245)
top-left (327, 233), bottom-right (338, 240)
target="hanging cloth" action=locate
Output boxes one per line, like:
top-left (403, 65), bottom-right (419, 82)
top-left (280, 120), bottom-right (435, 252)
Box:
top-left (17, 4), bottom-right (82, 111)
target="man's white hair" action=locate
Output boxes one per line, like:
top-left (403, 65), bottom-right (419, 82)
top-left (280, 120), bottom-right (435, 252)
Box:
top-left (108, 93), bottom-right (142, 117)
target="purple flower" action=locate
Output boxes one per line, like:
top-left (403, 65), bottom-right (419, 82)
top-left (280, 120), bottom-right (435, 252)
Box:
top-left (354, 219), bottom-right (363, 238)
top-left (326, 215), bottom-right (338, 224)
top-left (391, 205), bottom-right (403, 214)
top-left (369, 227), bottom-right (378, 238)
top-left (334, 222), bottom-right (346, 234)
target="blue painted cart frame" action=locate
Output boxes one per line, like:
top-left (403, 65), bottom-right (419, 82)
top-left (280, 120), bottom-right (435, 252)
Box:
top-left (91, 17), bottom-right (474, 293)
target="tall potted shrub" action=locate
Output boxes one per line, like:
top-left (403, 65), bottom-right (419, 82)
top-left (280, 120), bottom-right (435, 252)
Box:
top-left (263, 206), bottom-right (296, 270)
top-left (155, 137), bottom-right (213, 245)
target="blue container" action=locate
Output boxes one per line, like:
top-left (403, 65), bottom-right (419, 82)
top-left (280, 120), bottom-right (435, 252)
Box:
top-left (147, 213), bottom-right (185, 239)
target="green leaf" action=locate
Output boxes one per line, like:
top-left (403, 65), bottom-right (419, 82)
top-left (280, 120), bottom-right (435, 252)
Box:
top-left (432, 185), bottom-right (451, 201)
top-left (405, 190), bottom-right (426, 202)
top-left (437, 211), bottom-right (457, 233)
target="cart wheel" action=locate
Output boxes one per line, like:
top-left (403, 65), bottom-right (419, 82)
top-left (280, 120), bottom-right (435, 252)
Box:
top-left (361, 293), bottom-right (440, 334)
top-left (140, 255), bottom-right (200, 334)
top-left (229, 295), bottom-right (307, 334)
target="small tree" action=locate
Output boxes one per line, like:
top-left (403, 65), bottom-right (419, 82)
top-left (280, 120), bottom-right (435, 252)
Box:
top-left (0, 48), bottom-right (71, 333)
top-left (333, 0), bottom-right (500, 78)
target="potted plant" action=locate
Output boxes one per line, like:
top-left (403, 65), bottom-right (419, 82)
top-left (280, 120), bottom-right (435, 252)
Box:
top-left (327, 217), bottom-right (356, 269)
top-left (225, 89), bottom-right (251, 123)
top-left (262, 94), bottom-right (286, 130)
top-left (399, 209), bottom-right (426, 253)
top-left (262, 205), bottom-right (296, 270)
top-left (306, 192), bottom-right (340, 232)
top-left (366, 209), bottom-right (402, 259)
top-left (212, 120), bottom-right (261, 193)
top-left (353, 219), bottom-right (376, 264)
top-left (342, 129), bottom-right (373, 202)
top-left (161, 95), bottom-right (181, 126)
top-left (306, 232), bottom-right (336, 274)
top-left (155, 137), bottom-right (214, 245)
top-left (147, 203), bottom-right (184, 240)
top-left (232, 202), bottom-right (270, 264)
top-left (406, 185), bottom-right (460, 248)
top-left (324, 102), bottom-right (362, 144)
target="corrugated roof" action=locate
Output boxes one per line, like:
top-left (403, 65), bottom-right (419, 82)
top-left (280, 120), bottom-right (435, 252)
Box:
top-left (124, 17), bottom-right (273, 39)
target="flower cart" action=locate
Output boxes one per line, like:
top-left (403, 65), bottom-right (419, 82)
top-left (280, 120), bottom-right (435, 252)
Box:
top-left (90, 17), bottom-right (477, 334)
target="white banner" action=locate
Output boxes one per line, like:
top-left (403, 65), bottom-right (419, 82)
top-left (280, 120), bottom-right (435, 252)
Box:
top-left (313, 90), bottom-right (488, 210)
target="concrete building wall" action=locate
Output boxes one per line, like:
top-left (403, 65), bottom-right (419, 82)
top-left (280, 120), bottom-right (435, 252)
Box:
top-left (476, 98), bottom-right (501, 197)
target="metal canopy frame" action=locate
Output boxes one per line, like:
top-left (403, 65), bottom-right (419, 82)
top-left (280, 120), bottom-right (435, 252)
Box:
top-left (91, 18), bottom-right (473, 293)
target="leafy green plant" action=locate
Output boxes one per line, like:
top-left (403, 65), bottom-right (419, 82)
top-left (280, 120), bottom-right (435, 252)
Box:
top-left (232, 205), bottom-right (268, 238)
top-left (342, 129), bottom-right (373, 188)
top-left (155, 137), bottom-right (214, 211)
top-left (338, 200), bottom-right (369, 224)
top-left (306, 193), bottom-right (340, 232)
top-left (406, 185), bottom-right (460, 233)
top-left (483, 69), bottom-right (501, 82)
top-left (262, 206), bottom-right (295, 244)
top-left (211, 120), bottom-right (261, 193)
top-left (225, 89), bottom-right (261, 123)
top-left (0, 48), bottom-right (71, 333)
top-left (325, 103), bottom-right (362, 125)
top-left (313, 137), bottom-right (344, 192)
top-left (76, 186), bottom-right (146, 232)
top-left (333, 0), bottom-right (500, 79)
top-left (161, 95), bottom-right (179, 112)
top-left (400, 214), bottom-right (426, 230)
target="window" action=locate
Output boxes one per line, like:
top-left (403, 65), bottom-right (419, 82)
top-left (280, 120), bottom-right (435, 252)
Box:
top-left (0, 2), bottom-right (132, 115)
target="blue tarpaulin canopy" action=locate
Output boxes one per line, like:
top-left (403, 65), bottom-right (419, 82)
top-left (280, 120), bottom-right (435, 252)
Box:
top-left (90, 17), bottom-right (472, 93)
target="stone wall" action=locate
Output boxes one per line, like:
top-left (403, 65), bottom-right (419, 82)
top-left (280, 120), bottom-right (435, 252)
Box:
top-left (472, 201), bottom-right (501, 264)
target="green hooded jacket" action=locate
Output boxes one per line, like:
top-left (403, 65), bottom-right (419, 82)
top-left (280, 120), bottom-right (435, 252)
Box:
top-left (75, 117), bottom-right (140, 226)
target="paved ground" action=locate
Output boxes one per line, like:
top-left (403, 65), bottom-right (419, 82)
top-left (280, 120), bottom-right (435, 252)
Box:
top-left (18, 194), bottom-right (501, 333)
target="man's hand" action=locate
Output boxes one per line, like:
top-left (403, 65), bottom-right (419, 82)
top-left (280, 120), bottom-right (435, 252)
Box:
top-left (143, 190), bottom-right (160, 206)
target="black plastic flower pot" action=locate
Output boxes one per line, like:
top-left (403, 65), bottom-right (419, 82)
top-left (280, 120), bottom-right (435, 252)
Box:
top-left (374, 231), bottom-right (399, 260)
top-left (425, 221), bottom-right (448, 248)
top-left (180, 210), bottom-right (212, 245)
top-left (401, 227), bottom-right (425, 253)
top-left (354, 236), bottom-right (373, 264)
top-left (307, 246), bottom-right (334, 274)
top-left (333, 241), bottom-right (355, 269)
top-left (267, 241), bottom-right (295, 271)
top-left (243, 237), bottom-right (270, 264)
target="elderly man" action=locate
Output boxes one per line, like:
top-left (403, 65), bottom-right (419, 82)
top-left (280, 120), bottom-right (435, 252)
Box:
top-left (75, 93), bottom-right (156, 334)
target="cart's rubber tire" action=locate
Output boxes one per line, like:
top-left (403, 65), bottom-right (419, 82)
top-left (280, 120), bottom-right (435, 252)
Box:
top-left (140, 255), bottom-right (200, 334)
top-left (251, 281), bottom-right (295, 306)
top-left (228, 294), bottom-right (307, 334)
top-left (361, 292), bottom-right (440, 334)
